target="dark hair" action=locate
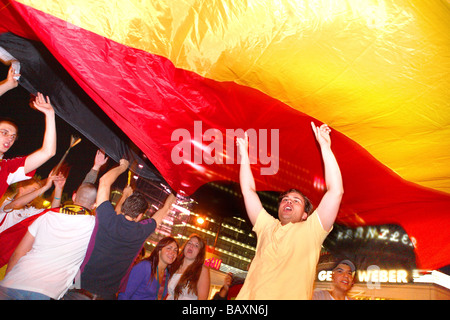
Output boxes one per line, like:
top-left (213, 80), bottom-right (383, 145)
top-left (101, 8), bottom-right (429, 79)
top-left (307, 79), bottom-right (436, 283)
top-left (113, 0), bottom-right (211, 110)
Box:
top-left (278, 188), bottom-right (313, 216)
top-left (0, 117), bottom-right (19, 140)
top-left (145, 237), bottom-right (179, 285)
top-left (121, 191), bottom-right (149, 219)
top-left (0, 117), bottom-right (18, 129)
top-left (170, 234), bottom-right (206, 299)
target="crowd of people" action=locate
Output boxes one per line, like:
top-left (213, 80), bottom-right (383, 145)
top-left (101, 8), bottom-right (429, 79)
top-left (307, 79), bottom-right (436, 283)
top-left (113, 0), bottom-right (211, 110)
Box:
top-left (0, 65), bottom-right (354, 300)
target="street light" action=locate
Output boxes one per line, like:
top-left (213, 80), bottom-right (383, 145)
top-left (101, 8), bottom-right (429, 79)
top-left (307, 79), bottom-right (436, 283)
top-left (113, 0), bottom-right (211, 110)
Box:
top-left (196, 216), bottom-right (205, 225)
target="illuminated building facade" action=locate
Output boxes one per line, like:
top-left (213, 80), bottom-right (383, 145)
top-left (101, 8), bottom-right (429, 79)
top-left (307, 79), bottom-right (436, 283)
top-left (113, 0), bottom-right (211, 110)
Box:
top-left (116, 178), bottom-right (258, 274)
top-left (147, 207), bottom-right (257, 274)
top-left (314, 224), bottom-right (450, 300)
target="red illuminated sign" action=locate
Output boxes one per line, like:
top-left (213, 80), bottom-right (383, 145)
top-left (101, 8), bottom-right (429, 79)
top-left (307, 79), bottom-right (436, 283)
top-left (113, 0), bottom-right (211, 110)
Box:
top-left (204, 257), bottom-right (222, 270)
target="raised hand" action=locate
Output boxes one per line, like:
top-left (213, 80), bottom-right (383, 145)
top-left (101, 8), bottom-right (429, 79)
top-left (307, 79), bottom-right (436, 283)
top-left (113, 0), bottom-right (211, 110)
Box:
top-left (119, 158), bottom-right (130, 169)
top-left (0, 65), bottom-right (20, 96)
top-left (93, 149), bottom-right (109, 170)
top-left (311, 122), bottom-right (332, 148)
top-left (32, 92), bottom-right (55, 116)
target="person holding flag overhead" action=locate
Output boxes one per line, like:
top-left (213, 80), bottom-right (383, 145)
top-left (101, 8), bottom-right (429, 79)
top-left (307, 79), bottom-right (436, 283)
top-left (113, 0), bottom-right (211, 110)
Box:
top-left (64, 159), bottom-right (176, 300)
top-left (236, 122), bottom-right (344, 299)
top-left (0, 79), bottom-right (57, 198)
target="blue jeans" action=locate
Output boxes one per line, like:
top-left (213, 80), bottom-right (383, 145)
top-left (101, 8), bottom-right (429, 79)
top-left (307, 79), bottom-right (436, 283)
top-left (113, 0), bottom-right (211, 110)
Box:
top-left (0, 286), bottom-right (51, 300)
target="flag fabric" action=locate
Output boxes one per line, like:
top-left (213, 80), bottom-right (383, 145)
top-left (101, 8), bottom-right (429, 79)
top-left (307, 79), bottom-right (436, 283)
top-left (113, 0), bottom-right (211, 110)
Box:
top-left (0, 32), bottom-right (162, 183)
top-left (0, 0), bottom-right (449, 270)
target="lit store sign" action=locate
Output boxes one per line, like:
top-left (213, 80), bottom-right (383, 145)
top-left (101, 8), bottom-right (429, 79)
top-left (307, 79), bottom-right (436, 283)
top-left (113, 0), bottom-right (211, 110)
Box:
top-left (334, 225), bottom-right (414, 247)
top-left (318, 269), bottom-right (409, 284)
top-left (205, 257), bottom-right (222, 270)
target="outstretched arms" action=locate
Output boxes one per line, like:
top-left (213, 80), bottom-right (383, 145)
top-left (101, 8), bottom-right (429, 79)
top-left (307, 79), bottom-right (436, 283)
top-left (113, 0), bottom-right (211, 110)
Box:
top-left (0, 66), bottom-right (19, 96)
top-left (3, 170), bottom-right (65, 211)
top-left (151, 193), bottom-right (176, 226)
top-left (237, 123), bottom-right (343, 229)
top-left (96, 159), bottom-right (129, 205)
top-left (115, 184), bottom-right (133, 214)
top-left (82, 150), bottom-right (109, 184)
top-left (51, 172), bottom-right (67, 208)
top-left (23, 93), bottom-right (57, 175)
top-left (236, 133), bottom-right (263, 226)
top-left (311, 122), bottom-right (343, 232)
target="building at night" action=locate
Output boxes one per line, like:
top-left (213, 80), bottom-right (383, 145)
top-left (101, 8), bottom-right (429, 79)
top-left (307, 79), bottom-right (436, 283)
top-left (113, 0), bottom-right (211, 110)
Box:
top-left (114, 179), bottom-right (450, 300)
top-left (114, 179), bottom-right (258, 276)
top-left (146, 202), bottom-right (257, 275)
top-left (314, 224), bottom-right (450, 300)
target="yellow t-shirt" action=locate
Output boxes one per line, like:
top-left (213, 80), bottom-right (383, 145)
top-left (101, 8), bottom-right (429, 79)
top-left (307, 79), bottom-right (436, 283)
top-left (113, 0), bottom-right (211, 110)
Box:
top-left (236, 208), bottom-right (329, 300)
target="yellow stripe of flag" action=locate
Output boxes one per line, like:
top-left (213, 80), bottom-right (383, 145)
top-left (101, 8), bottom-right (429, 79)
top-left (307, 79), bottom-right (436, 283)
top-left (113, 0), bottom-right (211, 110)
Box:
top-left (19, 0), bottom-right (450, 193)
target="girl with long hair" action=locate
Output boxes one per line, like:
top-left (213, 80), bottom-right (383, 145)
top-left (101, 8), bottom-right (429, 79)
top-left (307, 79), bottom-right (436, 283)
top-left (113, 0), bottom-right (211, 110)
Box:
top-left (166, 234), bottom-right (210, 300)
top-left (118, 236), bottom-right (179, 300)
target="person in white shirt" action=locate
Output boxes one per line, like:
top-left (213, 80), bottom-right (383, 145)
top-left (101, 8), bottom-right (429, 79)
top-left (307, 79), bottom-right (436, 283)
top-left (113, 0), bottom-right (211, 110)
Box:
top-left (0, 182), bottom-right (97, 300)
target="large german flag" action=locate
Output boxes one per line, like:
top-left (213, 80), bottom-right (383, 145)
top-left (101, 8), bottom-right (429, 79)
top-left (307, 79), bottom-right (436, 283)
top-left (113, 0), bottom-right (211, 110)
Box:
top-left (1, 0), bottom-right (449, 270)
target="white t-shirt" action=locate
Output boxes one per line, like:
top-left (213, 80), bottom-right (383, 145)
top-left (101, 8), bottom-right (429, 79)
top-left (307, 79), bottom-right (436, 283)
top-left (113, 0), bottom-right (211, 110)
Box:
top-left (166, 273), bottom-right (198, 300)
top-left (0, 197), bottom-right (45, 233)
top-left (0, 212), bottom-right (95, 299)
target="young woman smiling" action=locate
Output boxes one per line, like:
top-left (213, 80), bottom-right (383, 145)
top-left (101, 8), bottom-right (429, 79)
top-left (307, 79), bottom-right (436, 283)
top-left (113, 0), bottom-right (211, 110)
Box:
top-left (118, 236), bottom-right (179, 300)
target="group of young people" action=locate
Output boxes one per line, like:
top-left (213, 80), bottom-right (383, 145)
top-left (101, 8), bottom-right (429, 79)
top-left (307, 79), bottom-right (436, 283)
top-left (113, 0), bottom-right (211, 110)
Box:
top-left (0, 63), bottom-right (351, 300)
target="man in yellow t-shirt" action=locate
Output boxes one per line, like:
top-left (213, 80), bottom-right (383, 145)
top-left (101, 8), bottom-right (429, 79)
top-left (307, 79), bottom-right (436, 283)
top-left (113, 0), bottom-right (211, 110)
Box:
top-left (236, 122), bottom-right (344, 300)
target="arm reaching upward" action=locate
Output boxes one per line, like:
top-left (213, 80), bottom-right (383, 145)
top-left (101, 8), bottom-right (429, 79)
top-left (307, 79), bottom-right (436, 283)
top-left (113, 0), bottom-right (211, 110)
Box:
top-left (82, 150), bottom-right (109, 184)
top-left (24, 93), bottom-right (57, 174)
top-left (51, 172), bottom-right (67, 208)
top-left (96, 159), bottom-right (129, 205)
top-left (0, 66), bottom-right (19, 96)
top-left (115, 184), bottom-right (133, 214)
top-left (3, 176), bottom-right (54, 211)
top-left (237, 133), bottom-right (263, 226)
top-left (151, 193), bottom-right (176, 226)
top-left (310, 122), bottom-right (344, 232)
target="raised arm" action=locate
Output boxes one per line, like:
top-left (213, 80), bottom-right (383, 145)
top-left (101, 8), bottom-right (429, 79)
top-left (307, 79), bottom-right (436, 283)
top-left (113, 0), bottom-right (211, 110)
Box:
top-left (236, 133), bottom-right (263, 226)
top-left (3, 177), bottom-right (53, 211)
top-left (82, 149), bottom-right (109, 184)
top-left (151, 193), bottom-right (176, 226)
top-left (51, 172), bottom-right (67, 208)
top-left (0, 66), bottom-right (19, 96)
top-left (24, 93), bottom-right (57, 174)
top-left (96, 159), bottom-right (129, 205)
top-left (115, 184), bottom-right (133, 214)
top-left (310, 122), bottom-right (344, 232)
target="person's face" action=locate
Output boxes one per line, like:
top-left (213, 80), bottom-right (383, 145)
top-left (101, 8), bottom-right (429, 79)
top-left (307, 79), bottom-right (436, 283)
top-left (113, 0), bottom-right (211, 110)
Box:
top-left (0, 122), bottom-right (18, 156)
top-left (332, 264), bottom-right (354, 292)
top-left (278, 192), bottom-right (307, 225)
top-left (159, 242), bottom-right (178, 266)
top-left (184, 237), bottom-right (201, 261)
